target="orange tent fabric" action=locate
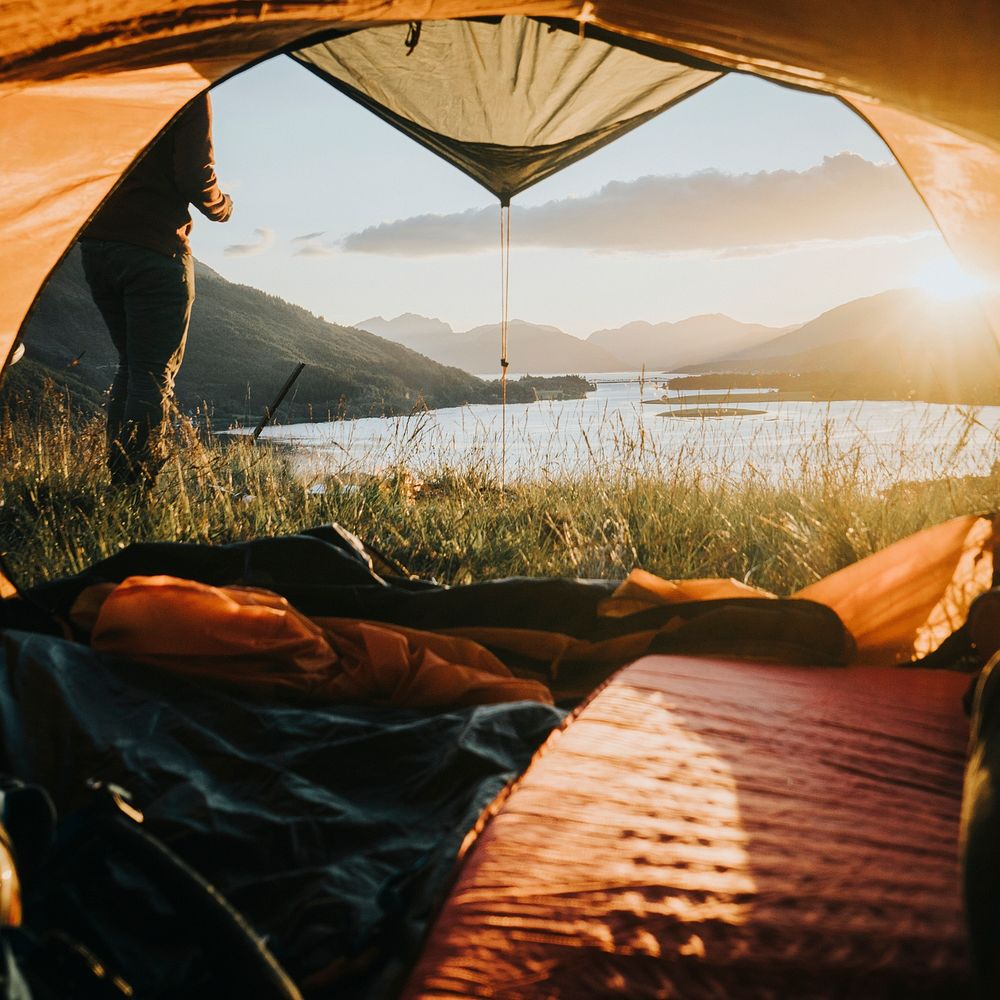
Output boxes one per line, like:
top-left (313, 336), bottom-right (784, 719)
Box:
top-left (797, 513), bottom-right (996, 664)
top-left (3, 2), bottom-right (1000, 369)
top-left (87, 575), bottom-right (553, 709)
top-left (595, 514), bottom-right (996, 665)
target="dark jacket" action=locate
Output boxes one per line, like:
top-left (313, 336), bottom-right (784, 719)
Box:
top-left (83, 93), bottom-right (232, 257)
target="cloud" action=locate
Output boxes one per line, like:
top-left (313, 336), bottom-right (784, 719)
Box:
top-left (295, 243), bottom-right (338, 256)
top-left (340, 154), bottom-right (936, 258)
top-left (293, 233), bottom-right (338, 256)
top-left (223, 227), bottom-right (274, 257)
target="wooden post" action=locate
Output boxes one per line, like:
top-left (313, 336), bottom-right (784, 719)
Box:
top-left (252, 362), bottom-right (305, 441)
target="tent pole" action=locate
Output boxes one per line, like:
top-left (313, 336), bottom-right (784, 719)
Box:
top-left (499, 199), bottom-right (511, 494)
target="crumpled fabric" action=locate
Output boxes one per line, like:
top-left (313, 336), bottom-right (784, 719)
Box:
top-left (0, 629), bottom-right (566, 997)
top-left (598, 570), bottom-right (775, 617)
top-left (84, 575), bottom-right (553, 708)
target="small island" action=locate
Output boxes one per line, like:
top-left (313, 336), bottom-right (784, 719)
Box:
top-left (657, 406), bottom-right (767, 418)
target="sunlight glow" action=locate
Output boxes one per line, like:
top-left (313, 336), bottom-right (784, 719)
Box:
top-left (915, 256), bottom-right (990, 301)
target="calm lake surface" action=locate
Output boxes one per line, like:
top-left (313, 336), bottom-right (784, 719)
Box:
top-left (254, 372), bottom-right (1000, 486)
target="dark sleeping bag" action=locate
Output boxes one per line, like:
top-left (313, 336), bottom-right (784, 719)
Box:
top-left (0, 629), bottom-right (565, 998)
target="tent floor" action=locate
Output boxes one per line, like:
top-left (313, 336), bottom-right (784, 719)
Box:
top-left (404, 656), bottom-right (972, 998)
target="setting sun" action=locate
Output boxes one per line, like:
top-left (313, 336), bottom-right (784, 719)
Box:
top-left (915, 256), bottom-right (989, 301)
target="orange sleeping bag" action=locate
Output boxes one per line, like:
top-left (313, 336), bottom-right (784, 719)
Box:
top-left (87, 575), bottom-right (552, 709)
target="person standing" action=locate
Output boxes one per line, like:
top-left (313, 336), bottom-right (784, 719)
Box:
top-left (80, 92), bottom-right (233, 489)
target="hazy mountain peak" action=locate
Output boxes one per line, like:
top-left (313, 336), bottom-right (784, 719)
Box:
top-left (465, 319), bottom-right (567, 338)
top-left (355, 312), bottom-right (454, 338)
top-left (716, 287), bottom-right (927, 362)
top-left (618, 320), bottom-right (664, 334)
top-left (587, 313), bottom-right (785, 369)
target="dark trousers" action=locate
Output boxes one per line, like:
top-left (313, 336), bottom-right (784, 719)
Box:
top-left (80, 239), bottom-right (194, 485)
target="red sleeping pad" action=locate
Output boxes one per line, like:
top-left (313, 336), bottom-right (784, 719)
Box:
top-left (404, 656), bottom-right (972, 998)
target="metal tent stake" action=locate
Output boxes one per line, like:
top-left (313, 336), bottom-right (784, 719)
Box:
top-left (253, 362), bottom-right (306, 441)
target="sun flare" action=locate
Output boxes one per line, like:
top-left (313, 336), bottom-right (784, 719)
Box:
top-left (915, 257), bottom-right (989, 302)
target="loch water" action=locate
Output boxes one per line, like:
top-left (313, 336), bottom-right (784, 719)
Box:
top-left (252, 373), bottom-right (1000, 486)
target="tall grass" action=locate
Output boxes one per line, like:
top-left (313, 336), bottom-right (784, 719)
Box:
top-left (2, 384), bottom-right (999, 591)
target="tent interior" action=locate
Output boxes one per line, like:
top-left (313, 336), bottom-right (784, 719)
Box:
top-left (3, 5), bottom-right (1000, 998)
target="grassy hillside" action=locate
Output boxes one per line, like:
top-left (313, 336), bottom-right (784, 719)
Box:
top-left (11, 248), bottom-right (539, 423)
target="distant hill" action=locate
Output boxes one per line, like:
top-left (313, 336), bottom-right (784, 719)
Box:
top-left (8, 248), bottom-right (520, 423)
top-left (587, 314), bottom-right (792, 370)
top-left (715, 289), bottom-right (928, 363)
top-left (354, 312), bottom-right (454, 351)
top-left (453, 321), bottom-right (625, 374)
top-left (356, 315), bottom-right (627, 374)
top-left (677, 288), bottom-right (1000, 404)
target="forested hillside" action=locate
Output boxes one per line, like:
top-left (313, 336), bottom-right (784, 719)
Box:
top-left (8, 248), bottom-right (521, 423)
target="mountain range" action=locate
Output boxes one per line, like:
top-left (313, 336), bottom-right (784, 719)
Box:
top-left (361, 289), bottom-right (1000, 404)
top-left (586, 315), bottom-right (796, 370)
top-left (356, 312), bottom-right (794, 373)
top-left (11, 251), bottom-right (999, 419)
top-left (6, 249), bottom-right (526, 422)
top-left (357, 316), bottom-right (624, 374)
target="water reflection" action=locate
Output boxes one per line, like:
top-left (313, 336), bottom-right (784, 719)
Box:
top-left (249, 372), bottom-right (1000, 486)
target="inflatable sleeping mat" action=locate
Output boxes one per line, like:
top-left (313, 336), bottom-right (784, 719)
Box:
top-left (404, 655), bottom-right (972, 998)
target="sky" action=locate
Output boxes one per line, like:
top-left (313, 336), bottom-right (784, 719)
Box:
top-left (191, 53), bottom-right (952, 338)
